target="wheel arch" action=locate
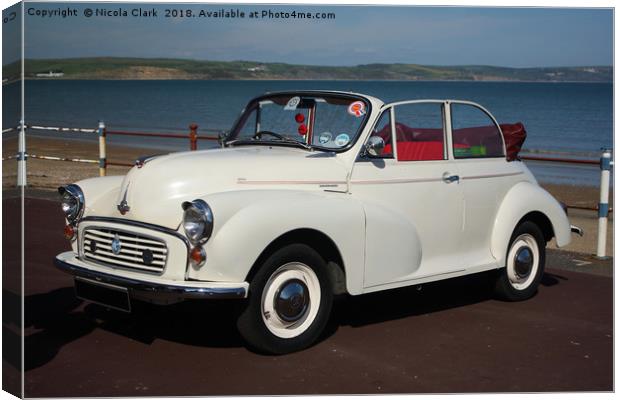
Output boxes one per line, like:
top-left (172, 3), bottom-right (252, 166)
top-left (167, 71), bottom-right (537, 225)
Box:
top-left (491, 181), bottom-right (571, 265)
top-left (517, 211), bottom-right (555, 243)
top-left (244, 228), bottom-right (347, 295)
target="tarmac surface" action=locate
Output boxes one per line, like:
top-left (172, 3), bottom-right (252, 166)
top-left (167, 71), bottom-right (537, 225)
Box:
top-left (3, 194), bottom-right (614, 396)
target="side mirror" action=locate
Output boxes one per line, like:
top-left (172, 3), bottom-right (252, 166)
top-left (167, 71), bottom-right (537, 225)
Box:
top-left (363, 136), bottom-right (385, 157)
top-left (218, 131), bottom-right (229, 148)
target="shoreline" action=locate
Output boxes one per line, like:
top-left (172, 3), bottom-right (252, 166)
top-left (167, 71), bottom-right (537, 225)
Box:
top-left (6, 78), bottom-right (613, 84)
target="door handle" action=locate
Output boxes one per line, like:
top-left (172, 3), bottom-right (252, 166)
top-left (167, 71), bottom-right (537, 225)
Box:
top-left (442, 172), bottom-right (460, 183)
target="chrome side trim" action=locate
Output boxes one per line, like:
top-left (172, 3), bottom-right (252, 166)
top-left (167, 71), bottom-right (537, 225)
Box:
top-left (461, 172), bottom-right (523, 180)
top-left (350, 171), bottom-right (523, 186)
top-left (351, 177), bottom-right (443, 185)
top-left (54, 256), bottom-right (248, 299)
top-left (237, 178), bottom-right (347, 185)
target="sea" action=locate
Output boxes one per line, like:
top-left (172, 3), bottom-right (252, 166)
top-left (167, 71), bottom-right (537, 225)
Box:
top-left (2, 80), bottom-right (614, 186)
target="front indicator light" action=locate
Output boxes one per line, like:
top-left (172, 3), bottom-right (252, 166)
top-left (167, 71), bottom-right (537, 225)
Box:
top-left (190, 246), bottom-right (206, 268)
top-left (64, 224), bottom-right (76, 240)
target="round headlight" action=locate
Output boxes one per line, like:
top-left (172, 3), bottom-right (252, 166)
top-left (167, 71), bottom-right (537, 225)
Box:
top-left (58, 184), bottom-right (85, 224)
top-left (182, 199), bottom-right (214, 244)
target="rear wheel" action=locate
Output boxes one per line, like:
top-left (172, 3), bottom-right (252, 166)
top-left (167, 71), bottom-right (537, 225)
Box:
top-left (494, 221), bottom-right (546, 301)
top-left (237, 244), bottom-right (333, 354)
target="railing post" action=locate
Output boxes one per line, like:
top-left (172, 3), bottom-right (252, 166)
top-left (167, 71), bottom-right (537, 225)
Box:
top-left (17, 119), bottom-right (27, 187)
top-left (98, 121), bottom-right (107, 176)
top-left (595, 148), bottom-right (612, 259)
top-left (189, 124), bottom-right (198, 151)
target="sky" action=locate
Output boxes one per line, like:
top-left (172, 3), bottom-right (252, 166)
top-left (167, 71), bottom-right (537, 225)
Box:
top-left (3, 2), bottom-right (614, 67)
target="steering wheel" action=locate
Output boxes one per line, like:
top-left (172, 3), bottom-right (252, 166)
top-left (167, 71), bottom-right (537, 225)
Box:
top-left (253, 131), bottom-right (286, 140)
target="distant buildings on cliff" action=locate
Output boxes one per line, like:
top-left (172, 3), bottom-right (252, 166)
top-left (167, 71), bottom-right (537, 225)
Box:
top-left (35, 70), bottom-right (64, 78)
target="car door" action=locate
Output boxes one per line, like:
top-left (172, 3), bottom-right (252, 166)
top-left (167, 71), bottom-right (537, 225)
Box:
top-left (349, 101), bottom-right (465, 290)
top-left (448, 101), bottom-right (519, 268)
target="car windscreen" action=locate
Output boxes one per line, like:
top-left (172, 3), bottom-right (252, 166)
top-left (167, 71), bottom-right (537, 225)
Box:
top-left (229, 94), bottom-right (371, 151)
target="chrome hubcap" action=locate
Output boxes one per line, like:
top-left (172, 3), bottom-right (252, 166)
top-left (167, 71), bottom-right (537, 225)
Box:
top-left (274, 279), bottom-right (309, 323)
top-left (507, 233), bottom-right (540, 291)
top-left (514, 247), bottom-right (533, 278)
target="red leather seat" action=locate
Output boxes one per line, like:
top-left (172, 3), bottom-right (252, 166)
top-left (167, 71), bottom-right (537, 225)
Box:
top-left (397, 141), bottom-right (444, 161)
top-left (384, 141), bottom-right (445, 161)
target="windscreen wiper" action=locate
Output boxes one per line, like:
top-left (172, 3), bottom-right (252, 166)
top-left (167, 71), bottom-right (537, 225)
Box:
top-left (226, 137), bottom-right (313, 151)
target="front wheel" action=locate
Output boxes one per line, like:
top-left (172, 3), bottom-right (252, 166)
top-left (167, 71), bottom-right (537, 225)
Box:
top-left (494, 221), bottom-right (546, 301)
top-left (237, 244), bottom-right (333, 354)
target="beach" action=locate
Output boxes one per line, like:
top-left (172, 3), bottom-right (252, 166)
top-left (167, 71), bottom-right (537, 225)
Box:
top-left (2, 136), bottom-right (613, 256)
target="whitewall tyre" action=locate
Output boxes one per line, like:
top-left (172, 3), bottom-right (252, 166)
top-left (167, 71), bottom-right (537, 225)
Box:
top-left (494, 221), bottom-right (546, 301)
top-left (237, 244), bottom-right (333, 354)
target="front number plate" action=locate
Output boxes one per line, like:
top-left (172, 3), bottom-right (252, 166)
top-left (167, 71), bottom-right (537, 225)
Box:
top-left (74, 277), bottom-right (131, 312)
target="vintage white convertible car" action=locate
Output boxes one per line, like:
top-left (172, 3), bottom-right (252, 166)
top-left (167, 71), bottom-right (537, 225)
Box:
top-left (55, 91), bottom-right (580, 354)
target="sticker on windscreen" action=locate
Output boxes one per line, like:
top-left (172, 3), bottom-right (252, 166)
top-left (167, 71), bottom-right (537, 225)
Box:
top-left (318, 132), bottom-right (332, 144)
top-left (347, 101), bottom-right (366, 117)
top-left (335, 133), bottom-right (350, 146)
top-left (284, 96), bottom-right (301, 110)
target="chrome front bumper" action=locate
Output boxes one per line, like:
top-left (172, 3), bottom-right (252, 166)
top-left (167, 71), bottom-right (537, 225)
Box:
top-left (54, 251), bottom-right (249, 300)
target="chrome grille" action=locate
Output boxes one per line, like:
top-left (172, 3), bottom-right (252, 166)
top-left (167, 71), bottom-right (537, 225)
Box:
top-left (82, 227), bottom-right (167, 273)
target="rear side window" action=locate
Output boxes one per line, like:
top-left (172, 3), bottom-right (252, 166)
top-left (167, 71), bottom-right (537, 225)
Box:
top-left (451, 103), bottom-right (504, 158)
top-left (393, 103), bottom-right (445, 161)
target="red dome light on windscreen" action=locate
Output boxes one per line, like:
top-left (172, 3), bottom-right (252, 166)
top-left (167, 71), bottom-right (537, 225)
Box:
top-left (295, 113), bottom-right (305, 123)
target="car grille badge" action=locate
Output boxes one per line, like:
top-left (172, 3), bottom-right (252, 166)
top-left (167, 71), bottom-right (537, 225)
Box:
top-left (111, 234), bottom-right (122, 255)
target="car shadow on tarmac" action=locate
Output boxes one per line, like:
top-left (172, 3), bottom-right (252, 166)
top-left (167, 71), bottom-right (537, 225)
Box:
top-left (21, 288), bottom-right (248, 371)
top-left (19, 287), bottom-right (94, 371)
top-left (325, 271), bottom-right (563, 332)
top-left (21, 271), bottom-right (564, 369)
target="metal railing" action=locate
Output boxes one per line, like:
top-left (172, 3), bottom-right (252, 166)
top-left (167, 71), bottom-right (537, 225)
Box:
top-left (521, 154), bottom-right (599, 166)
top-left (98, 122), bottom-right (219, 175)
top-left (3, 121), bottom-right (221, 176)
top-left (2, 121), bottom-right (613, 258)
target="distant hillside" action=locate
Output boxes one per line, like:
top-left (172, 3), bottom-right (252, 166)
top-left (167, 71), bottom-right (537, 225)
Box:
top-left (2, 57), bottom-right (613, 82)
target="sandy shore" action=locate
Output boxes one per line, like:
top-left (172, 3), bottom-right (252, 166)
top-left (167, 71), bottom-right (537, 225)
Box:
top-left (3, 136), bottom-right (163, 189)
top-left (3, 136), bottom-right (613, 256)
